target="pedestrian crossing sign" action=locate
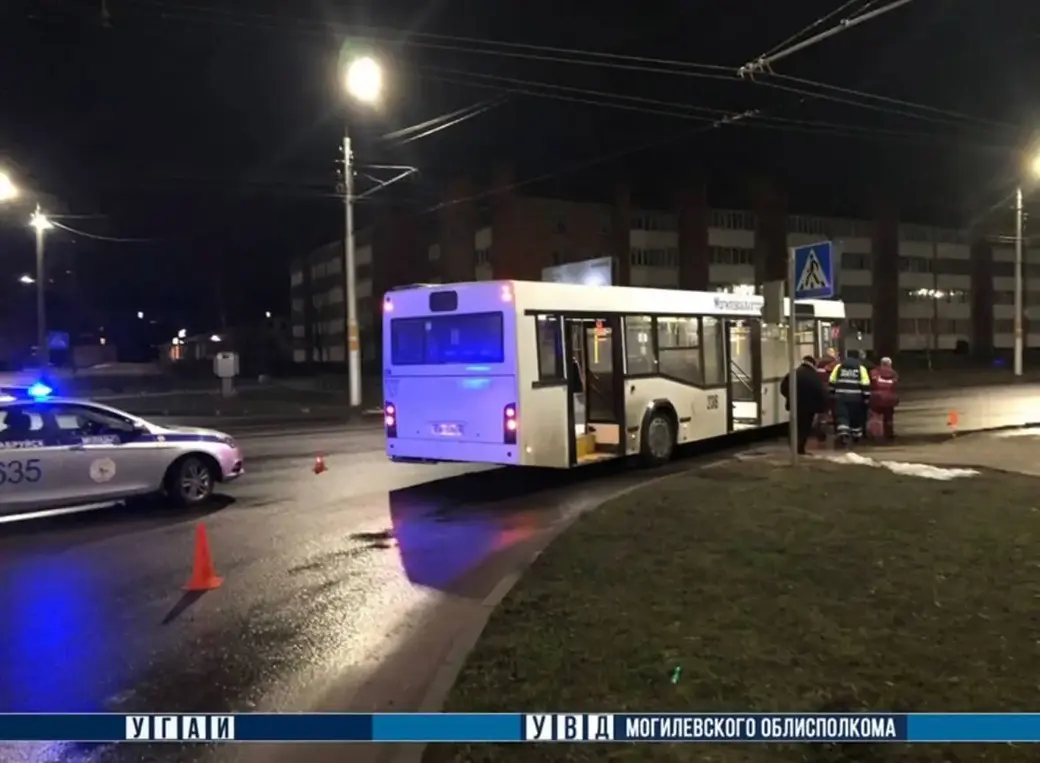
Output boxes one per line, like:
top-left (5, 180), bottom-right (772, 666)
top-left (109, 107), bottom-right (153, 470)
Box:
top-left (793, 241), bottom-right (836, 299)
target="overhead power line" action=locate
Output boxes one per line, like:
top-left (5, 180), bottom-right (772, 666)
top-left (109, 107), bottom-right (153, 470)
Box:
top-left (49, 219), bottom-right (156, 242)
top-left (120, 0), bottom-right (1012, 136)
top-left (379, 98), bottom-right (504, 142)
top-left (421, 69), bottom-right (1012, 153)
top-left (738, 0), bottom-right (917, 78)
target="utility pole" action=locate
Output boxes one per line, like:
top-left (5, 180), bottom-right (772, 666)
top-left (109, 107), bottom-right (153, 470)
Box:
top-left (30, 205), bottom-right (52, 368)
top-left (343, 131), bottom-right (362, 409)
top-left (930, 229), bottom-right (939, 371)
top-left (1014, 186), bottom-right (1025, 376)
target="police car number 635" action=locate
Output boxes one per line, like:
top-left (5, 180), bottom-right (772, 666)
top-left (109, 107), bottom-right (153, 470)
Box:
top-left (0, 390), bottom-right (244, 518)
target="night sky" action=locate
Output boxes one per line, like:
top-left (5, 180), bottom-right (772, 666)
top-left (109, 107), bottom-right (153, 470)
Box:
top-left (0, 0), bottom-right (1037, 344)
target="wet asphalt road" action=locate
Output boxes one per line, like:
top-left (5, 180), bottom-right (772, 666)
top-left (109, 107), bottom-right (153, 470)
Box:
top-left (896, 382), bottom-right (1040, 436)
top-left (0, 420), bottom-right (706, 763)
top-left (0, 383), bottom-right (1038, 763)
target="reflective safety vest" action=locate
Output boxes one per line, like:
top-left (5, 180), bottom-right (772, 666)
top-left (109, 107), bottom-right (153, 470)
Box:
top-left (829, 360), bottom-right (871, 403)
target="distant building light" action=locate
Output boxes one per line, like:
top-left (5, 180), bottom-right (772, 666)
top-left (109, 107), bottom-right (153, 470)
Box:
top-left (137, 311), bottom-right (144, 319)
top-left (210, 334), bottom-right (222, 342)
top-left (177, 328), bottom-right (187, 339)
top-left (100, 337), bottom-right (107, 346)
top-left (265, 311), bottom-right (272, 318)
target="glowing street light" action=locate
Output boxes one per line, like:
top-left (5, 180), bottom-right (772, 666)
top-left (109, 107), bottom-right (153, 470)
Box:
top-left (344, 56), bottom-right (383, 104)
top-left (29, 207), bottom-right (52, 231)
top-left (341, 54), bottom-right (384, 412)
top-left (0, 172), bottom-right (18, 202)
top-left (18, 274), bottom-right (34, 284)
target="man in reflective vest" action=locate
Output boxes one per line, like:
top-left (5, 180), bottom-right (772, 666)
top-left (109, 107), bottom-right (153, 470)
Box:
top-left (828, 349), bottom-right (871, 446)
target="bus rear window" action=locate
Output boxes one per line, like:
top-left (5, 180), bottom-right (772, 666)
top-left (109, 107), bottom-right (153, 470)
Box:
top-left (390, 312), bottom-right (505, 365)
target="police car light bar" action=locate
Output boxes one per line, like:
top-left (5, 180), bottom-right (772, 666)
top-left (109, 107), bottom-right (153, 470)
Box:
top-left (27, 382), bottom-right (52, 399)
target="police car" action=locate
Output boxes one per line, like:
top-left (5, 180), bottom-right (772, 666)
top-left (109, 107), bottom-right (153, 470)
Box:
top-left (0, 383), bottom-right (243, 517)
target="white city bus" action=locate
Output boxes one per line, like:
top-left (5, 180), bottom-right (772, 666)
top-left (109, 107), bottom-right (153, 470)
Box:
top-left (382, 281), bottom-right (846, 468)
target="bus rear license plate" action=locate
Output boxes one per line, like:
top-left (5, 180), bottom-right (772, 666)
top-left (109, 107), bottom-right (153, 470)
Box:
top-left (434, 423), bottom-right (463, 436)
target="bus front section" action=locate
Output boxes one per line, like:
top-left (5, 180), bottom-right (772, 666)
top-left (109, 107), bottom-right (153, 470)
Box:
top-left (382, 283), bottom-right (521, 466)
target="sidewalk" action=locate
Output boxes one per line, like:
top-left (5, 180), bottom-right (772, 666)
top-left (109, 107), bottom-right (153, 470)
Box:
top-left (859, 427), bottom-right (1040, 477)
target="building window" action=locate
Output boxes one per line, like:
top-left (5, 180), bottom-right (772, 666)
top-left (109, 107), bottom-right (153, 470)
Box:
top-left (657, 316), bottom-right (700, 384)
top-left (841, 252), bottom-right (872, 270)
top-left (630, 248), bottom-right (680, 267)
top-left (848, 319), bottom-right (873, 335)
top-left (898, 256), bottom-right (932, 273)
top-left (290, 270), bottom-right (304, 286)
top-left (326, 257), bottom-right (342, 275)
top-left (624, 316), bottom-right (656, 375)
top-left (475, 247), bottom-right (491, 265)
top-left (428, 244), bottom-right (441, 262)
top-left (708, 246), bottom-right (754, 265)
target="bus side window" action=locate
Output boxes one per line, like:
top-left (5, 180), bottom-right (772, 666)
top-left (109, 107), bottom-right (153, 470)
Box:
top-left (535, 315), bottom-right (564, 382)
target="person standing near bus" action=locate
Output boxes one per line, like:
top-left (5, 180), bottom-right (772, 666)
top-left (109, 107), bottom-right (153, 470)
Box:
top-left (781, 355), bottom-right (828, 455)
top-left (869, 356), bottom-right (899, 441)
top-left (815, 348), bottom-right (839, 441)
top-left (829, 349), bottom-right (871, 446)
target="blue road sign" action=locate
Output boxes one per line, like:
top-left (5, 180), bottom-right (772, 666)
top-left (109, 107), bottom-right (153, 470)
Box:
top-left (793, 241), bottom-right (836, 300)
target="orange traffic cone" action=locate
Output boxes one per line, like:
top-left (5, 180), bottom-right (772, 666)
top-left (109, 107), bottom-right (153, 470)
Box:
top-left (313, 453), bottom-right (327, 475)
top-left (183, 523), bottom-right (223, 591)
top-left (947, 410), bottom-right (959, 437)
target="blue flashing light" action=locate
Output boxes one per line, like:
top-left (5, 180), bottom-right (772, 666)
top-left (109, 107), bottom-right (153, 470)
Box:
top-left (27, 382), bottom-right (53, 399)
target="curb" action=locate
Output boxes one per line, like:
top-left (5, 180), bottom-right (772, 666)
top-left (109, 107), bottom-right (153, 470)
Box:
top-left (389, 460), bottom-right (735, 763)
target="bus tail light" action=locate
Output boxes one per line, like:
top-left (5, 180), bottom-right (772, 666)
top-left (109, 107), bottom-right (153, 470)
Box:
top-left (385, 402), bottom-right (398, 438)
top-left (504, 403), bottom-right (517, 444)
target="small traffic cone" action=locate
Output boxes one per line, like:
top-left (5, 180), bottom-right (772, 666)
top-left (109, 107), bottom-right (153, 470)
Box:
top-left (183, 523), bottom-right (223, 591)
top-left (313, 453), bottom-right (327, 475)
top-left (947, 410), bottom-right (959, 437)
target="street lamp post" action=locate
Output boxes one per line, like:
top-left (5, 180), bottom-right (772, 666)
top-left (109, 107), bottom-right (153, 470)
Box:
top-left (1013, 153), bottom-right (1040, 377)
top-left (30, 205), bottom-right (53, 367)
top-left (1015, 186), bottom-right (1024, 376)
top-left (342, 55), bottom-right (382, 411)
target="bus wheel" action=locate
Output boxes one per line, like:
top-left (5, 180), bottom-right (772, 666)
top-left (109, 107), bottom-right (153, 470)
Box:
top-left (641, 411), bottom-right (675, 466)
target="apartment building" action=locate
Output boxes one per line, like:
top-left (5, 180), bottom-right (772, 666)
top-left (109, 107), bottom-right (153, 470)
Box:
top-left (289, 166), bottom-right (1032, 364)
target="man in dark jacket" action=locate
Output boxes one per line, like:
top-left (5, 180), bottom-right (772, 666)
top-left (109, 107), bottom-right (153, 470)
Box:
top-left (829, 349), bottom-right (872, 446)
top-left (869, 356), bottom-right (899, 441)
top-left (781, 355), bottom-right (829, 455)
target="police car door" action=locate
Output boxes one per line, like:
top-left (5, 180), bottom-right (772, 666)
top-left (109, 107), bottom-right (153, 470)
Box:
top-left (51, 403), bottom-right (163, 502)
top-left (0, 403), bottom-right (65, 516)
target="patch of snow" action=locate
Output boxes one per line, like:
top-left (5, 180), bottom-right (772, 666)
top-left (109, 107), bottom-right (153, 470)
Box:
top-left (820, 452), bottom-right (979, 481)
top-left (994, 427), bottom-right (1040, 438)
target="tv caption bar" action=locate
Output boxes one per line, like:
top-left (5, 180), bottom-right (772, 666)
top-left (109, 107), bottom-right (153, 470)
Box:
top-left (2, 713), bottom-right (1040, 743)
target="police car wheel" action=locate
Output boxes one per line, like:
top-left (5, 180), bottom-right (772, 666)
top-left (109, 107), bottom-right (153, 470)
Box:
top-left (641, 412), bottom-right (675, 467)
top-left (166, 456), bottom-right (216, 507)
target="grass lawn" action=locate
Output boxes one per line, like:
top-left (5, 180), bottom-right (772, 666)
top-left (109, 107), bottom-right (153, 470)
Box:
top-left (425, 459), bottom-right (1040, 763)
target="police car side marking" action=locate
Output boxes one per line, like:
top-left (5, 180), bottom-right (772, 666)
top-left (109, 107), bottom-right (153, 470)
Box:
top-left (0, 458), bottom-right (43, 485)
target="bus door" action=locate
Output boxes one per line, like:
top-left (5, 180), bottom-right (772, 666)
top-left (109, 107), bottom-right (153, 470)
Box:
top-left (725, 318), bottom-right (762, 432)
top-left (564, 316), bottom-right (624, 464)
